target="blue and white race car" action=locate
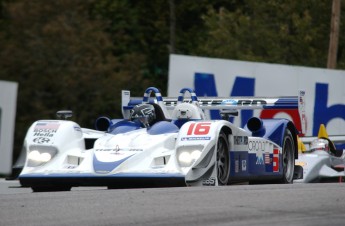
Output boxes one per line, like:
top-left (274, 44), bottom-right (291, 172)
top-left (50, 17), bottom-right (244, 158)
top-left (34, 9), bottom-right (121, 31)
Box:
top-left (19, 87), bottom-right (304, 191)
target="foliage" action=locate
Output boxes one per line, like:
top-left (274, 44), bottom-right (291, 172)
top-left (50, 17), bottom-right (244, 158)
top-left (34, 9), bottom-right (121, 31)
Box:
top-left (198, 0), bottom-right (345, 68)
top-left (0, 0), bottom-right (147, 157)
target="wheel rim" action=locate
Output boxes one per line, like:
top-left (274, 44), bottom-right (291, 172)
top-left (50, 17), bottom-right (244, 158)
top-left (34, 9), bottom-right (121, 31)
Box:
top-left (216, 135), bottom-right (229, 185)
top-left (283, 135), bottom-right (294, 183)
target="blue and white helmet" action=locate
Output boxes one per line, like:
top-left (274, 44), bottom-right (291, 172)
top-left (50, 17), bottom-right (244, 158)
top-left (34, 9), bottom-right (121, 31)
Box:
top-left (130, 104), bottom-right (156, 127)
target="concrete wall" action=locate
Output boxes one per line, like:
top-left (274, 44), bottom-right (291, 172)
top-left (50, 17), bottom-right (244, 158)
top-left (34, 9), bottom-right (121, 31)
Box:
top-left (0, 81), bottom-right (18, 175)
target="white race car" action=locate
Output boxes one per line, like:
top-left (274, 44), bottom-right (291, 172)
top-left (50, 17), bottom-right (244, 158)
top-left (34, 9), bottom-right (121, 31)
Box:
top-left (296, 124), bottom-right (345, 183)
top-left (19, 87), bottom-right (304, 191)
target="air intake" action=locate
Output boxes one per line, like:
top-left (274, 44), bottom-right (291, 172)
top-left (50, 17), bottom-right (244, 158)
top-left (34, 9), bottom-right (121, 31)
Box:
top-left (247, 117), bottom-right (265, 136)
top-left (95, 117), bottom-right (111, 131)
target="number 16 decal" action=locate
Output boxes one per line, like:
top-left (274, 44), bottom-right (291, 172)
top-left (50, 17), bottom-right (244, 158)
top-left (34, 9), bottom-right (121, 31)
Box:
top-left (187, 122), bottom-right (211, 135)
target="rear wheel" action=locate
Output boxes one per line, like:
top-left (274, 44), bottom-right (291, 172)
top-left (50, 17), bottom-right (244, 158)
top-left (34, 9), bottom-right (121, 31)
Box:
top-left (216, 132), bottom-right (230, 185)
top-left (281, 129), bottom-right (295, 183)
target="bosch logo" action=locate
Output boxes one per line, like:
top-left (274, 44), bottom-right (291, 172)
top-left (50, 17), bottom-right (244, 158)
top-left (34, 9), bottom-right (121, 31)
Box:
top-left (33, 137), bottom-right (50, 144)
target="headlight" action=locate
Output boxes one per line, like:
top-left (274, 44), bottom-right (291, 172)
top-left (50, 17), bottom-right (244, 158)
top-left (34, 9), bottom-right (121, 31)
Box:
top-left (28, 150), bottom-right (41, 161)
top-left (178, 152), bottom-right (192, 166)
top-left (177, 146), bottom-right (203, 167)
top-left (27, 146), bottom-right (57, 167)
top-left (40, 152), bottom-right (52, 162)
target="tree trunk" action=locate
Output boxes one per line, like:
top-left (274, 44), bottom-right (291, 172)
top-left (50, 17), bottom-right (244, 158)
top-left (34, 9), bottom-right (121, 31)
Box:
top-left (327, 0), bottom-right (341, 69)
top-left (169, 0), bottom-right (176, 54)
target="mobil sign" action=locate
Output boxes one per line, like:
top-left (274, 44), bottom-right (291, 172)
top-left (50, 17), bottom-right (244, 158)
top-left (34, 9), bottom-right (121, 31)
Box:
top-left (168, 54), bottom-right (345, 136)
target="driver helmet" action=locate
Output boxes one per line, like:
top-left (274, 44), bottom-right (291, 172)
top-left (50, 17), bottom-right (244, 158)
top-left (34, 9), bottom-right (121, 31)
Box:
top-left (309, 138), bottom-right (330, 152)
top-left (130, 104), bottom-right (156, 127)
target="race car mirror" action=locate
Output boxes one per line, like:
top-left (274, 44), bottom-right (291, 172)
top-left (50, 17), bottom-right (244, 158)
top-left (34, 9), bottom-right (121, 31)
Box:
top-left (220, 109), bottom-right (238, 120)
top-left (56, 110), bottom-right (73, 120)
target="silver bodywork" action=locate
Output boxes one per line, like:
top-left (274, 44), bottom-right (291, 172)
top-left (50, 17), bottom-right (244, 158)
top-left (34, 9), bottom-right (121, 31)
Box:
top-left (296, 137), bottom-right (345, 183)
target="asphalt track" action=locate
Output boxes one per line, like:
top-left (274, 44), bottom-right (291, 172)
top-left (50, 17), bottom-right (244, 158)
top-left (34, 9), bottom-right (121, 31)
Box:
top-left (1, 179), bottom-right (345, 226)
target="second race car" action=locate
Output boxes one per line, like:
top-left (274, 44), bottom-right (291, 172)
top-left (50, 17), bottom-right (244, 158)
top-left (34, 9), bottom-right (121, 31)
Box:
top-left (296, 124), bottom-right (345, 183)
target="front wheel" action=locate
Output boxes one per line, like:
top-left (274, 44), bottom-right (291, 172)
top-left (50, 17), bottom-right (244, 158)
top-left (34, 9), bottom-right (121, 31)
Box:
top-left (281, 129), bottom-right (295, 184)
top-left (216, 132), bottom-right (230, 185)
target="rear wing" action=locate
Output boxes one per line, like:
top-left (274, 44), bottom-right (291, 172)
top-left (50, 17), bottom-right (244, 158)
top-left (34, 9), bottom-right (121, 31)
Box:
top-left (122, 87), bottom-right (307, 134)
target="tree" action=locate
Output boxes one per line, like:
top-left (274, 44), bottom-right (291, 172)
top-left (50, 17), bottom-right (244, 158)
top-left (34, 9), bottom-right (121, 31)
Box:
top-left (0, 0), bottom-right (138, 159)
top-left (327, 0), bottom-right (341, 68)
top-left (197, 0), bottom-right (345, 69)
top-left (91, 0), bottom-right (236, 94)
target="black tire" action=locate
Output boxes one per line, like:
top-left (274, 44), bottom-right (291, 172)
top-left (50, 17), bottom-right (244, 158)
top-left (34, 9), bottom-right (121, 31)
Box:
top-left (281, 129), bottom-right (295, 184)
top-left (31, 186), bottom-right (72, 192)
top-left (216, 132), bottom-right (230, 185)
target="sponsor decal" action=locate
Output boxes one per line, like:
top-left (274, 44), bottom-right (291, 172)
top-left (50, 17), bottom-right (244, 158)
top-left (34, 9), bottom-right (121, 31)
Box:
top-left (295, 161), bottom-right (307, 167)
top-left (129, 149), bottom-right (143, 152)
top-left (183, 123), bottom-right (212, 141)
top-left (95, 145), bottom-right (121, 153)
top-left (97, 149), bottom-right (120, 155)
top-left (34, 122), bottom-right (60, 132)
top-left (256, 155), bottom-right (264, 165)
top-left (181, 137), bottom-right (211, 141)
top-left (273, 149), bottom-right (279, 172)
top-left (95, 170), bottom-right (110, 174)
top-left (95, 146), bottom-right (143, 153)
top-left (248, 140), bottom-right (267, 165)
top-left (33, 137), bottom-right (50, 144)
top-left (241, 160), bottom-right (247, 171)
top-left (202, 177), bottom-right (216, 186)
top-left (74, 126), bottom-right (81, 132)
top-left (248, 140), bottom-right (266, 151)
top-left (237, 99), bottom-right (267, 106)
top-left (33, 131), bottom-right (55, 137)
top-left (234, 136), bottom-right (248, 145)
top-left (64, 165), bottom-right (77, 169)
top-left (221, 99), bottom-right (237, 105)
top-left (187, 122), bottom-right (211, 135)
top-left (264, 152), bottom-right (271, 164)
top-left (235, 160), bottom-right (239, 173)
top-left (33, 122), bottom-right (60, 137)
